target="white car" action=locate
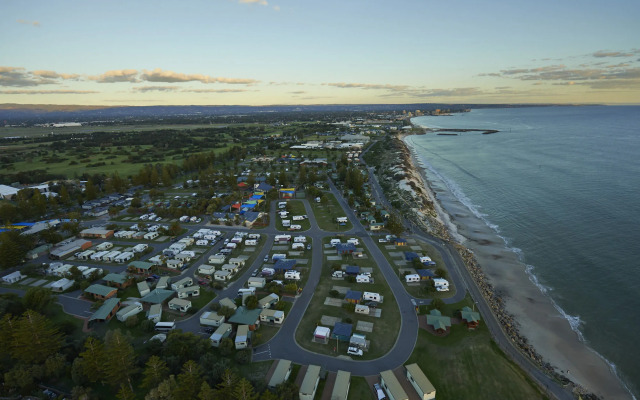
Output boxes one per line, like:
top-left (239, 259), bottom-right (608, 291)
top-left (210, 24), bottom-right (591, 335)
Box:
top-left (347, 346), bottom-right (363, 356)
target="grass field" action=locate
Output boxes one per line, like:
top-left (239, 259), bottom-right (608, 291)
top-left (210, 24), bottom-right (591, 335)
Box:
top-left (347, 376), bottom-right (374, 400)
top-left (309, 192), bottom-right (353, 232)
top-left (294, 237), bottom-right (400, 360)
top-left (408, 296), bottom-right (548, 400)
top-left (0, 123), bottom-right (232, 138)
top-left (276, 200), bottom-right (311, 232)
top-left (375, 240), bottom-right (455, 300)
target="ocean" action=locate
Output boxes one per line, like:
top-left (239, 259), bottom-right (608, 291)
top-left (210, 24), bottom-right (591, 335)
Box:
top-left (410, 106), bottom-right (640, 397)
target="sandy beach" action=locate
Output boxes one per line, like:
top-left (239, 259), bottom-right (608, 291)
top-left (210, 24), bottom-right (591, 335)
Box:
top-left (401, 133), bottom-right (634, 400)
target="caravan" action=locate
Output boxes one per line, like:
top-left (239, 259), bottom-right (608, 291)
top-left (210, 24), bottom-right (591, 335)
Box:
top-left (284, 270), bottom-right (301, 280)
top-left (356, 274), bottom-right (371, 283)
top-left (363, 292), bottom-right (381, 302)
top-left (330, 239), bottom-right (341, 247)
top-left (405, 274), bottom-right (420, 283)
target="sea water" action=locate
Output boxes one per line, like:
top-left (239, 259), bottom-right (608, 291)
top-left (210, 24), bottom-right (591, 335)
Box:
top-left (411, 106), bottom-right (640, 397)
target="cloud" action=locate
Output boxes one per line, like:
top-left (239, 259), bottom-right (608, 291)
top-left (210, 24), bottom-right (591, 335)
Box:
top-left (0, 89), bottom-right (98, 95)
top-left (325, 82), bottom-right (411, 91)
top-left (273, 5), bottom-right (280, 11)
top-left (593, 50), bottom-right (634, 58)
top-left (32, 70), bottom-right (81, 80)
top-left (289, 91), bottom-right (306, 94)
top-left (184, 88), bottom-right (248, 93)
top-left (140, 68), bottom-right (258, 85)
top-left (481, 60), bottom-right (640, 90)
top-left (132, 86), bottom-right (180, 93)
top-left (17, 19), bottom-right (40, 27)
top-left (414, 88), bottom-right (484, 97)
top-left (239, 0), bottom-right (268, 5)
top-left (89, 69), bottom-right (139, 83)
top-left (0, 66), bottom-right (56, 86)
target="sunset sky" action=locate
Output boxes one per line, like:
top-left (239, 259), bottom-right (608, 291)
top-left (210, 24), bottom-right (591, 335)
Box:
top-left (1, 0), bottom-right (639, 105)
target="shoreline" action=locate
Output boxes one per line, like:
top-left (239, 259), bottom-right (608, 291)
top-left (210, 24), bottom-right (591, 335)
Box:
top-left (396, 129), bottom-right (634, 400)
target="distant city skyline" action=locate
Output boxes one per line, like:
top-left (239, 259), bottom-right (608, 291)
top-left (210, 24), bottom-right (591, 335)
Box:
top-left (1, 0), bottom-right (639, 105)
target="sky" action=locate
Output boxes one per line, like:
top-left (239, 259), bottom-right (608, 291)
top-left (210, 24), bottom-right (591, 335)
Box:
top-left (1, 0), bottom-right (640, 106)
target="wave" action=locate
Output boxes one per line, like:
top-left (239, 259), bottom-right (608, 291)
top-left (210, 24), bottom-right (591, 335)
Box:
top-left (409, 135), bottom-right (638, 399)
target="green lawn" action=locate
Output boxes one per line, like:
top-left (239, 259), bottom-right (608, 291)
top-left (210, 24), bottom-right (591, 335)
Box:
top-left (294, 237), bottom-right (400, 360)
top-left (309, 192), bottom-right (353, 232)
top-left (276, 200), bottom-right (311, 232)
top-left (347, 376), bottom-right (373, 400)
top-left (408, 296), bottom-right (548, 400)
top-left (375, 240), bottom-right (455, 300)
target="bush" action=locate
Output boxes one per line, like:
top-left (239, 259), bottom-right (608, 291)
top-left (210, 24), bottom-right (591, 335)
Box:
top-left (329, 290), bottom-right (340, 298)
top-left (235, 349), bottom-right (251, 364)
top-left (140, 319), bottom-right (155, 332)
top-left (345, 276), bottom-right (356, 283)
top-left (344, 317), bottom-right (353, 324)
top-left (124, 315), bottom-right (139, 328)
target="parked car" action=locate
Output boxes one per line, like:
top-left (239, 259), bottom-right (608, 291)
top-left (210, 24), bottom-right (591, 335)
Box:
top-left (347, 346), bottom-right (363, 356)
top-left (306, 244), bottom-right (312, 250)
top-left (198, 279), bottom-right (208, 286)
top-left (374, 383), bottom-right (387, 400)
top-left (251, 269), bottom-right (259, 277)
top-left (179, 264), bottom-right (189, 271)
top-left (365, 301), bottom-right (379, 308)
top-left (204, 327), bottom-right (215, 334)
top-left (264, 255), bottom-right (270, 262)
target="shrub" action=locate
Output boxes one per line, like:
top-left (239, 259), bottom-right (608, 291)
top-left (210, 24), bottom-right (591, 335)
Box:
top-left (124, 315), bottom-right (139, 328)
top-left (235, 349), bottom-right (251, 364)
top-left (329, 290), bottom-right (340, 298)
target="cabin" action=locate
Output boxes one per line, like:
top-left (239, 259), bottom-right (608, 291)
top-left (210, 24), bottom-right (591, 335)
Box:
top-left (103, 273), bottom-right (132, 289)
top-left (380, 370), bottom-right (409, 400)
top-left (114, 251), bottom-right (134, 263)
top-left (214, 270), bottom-right (232, 281)
top-left (299, 365), bottom-right (321, 400)
top-left (416, 269), bottom-right (436, 281)
top-left (234, 325), bottom-right (252, 349)
top-left (228, 306), bottom-right (262, 330)
top-left (88, 298), bottom-right (121, 326)
top-left (147, 304), bottom-right (162, 323)
top-left (258, 293), bottom-right (279, 309)
top-left (137, 281), bottom-right (151, 297)
top-left (140, 289), bottom-right (175, 305)
top-left (50, 278), bottom-right (74, 292)
top-left (166, 260), bottom-right (184, 270)
top-left (426, 309), bottom-right (452, 333)
top-left (218, 297), bottom-right (238, 311)
top-left (260, 309), bottom-right (284, 324)
top-left (156, 276), bottom-right (171, 289)
top-left (393, 237), bottom-right (408, 246)
top-left (177, 285), bottom-right (200, 299)
top-left (200, 311), bottom-right (225, 327)
top-left (405, 363), bottom-right (436, 400)
top-left (197, 264), bottom-right (216, 276)
top-left (168, 298), bottom-right (192, 313)
top-left (116, 302), bottom-right (143, 322)
top-left (208, 254), bottom-right (226, 264)
top-left (268, 359), bottom-right (292, 389)
top-left (247, 277), bottom-right (266, 288)
top-left (128, 261), bottom-right (155, 275)
top-left (171, 277), bottom-right (193, 291)
top-left (209, 323), bottom-right (233, 347)
top-left (221, 263), bottom-right (239, 274)
top-left (331, 370), bottom-right (351, 400)
top-left (460, 306), bottom-right (481, 329)
top-left (2, 271), bottom-right (25, 284)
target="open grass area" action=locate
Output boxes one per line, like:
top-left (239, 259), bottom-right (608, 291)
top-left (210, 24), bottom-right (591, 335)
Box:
top-left (0, 123), bottom-right (232, 138)
top-left (347, 376), bottom-right (373, 400)
top-left (294, 237), bottom-right (400, 360)
top-left (309, 192), bottom-right (353, 232)
top-left (408, 296), bottom-right (548, 400)
top-left (375, 239), bottom-right (455, 300)
top-left (276, 200), bottom-right (311, 232)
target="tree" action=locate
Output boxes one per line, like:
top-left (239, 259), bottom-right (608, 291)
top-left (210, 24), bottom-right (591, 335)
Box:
top-left (431, 298), bottom-right (445, 311)
top-left (233, 378), bottom-right (259, 400)
top-left (219, 337), bottom-right (234, 357)
top-left (71, 385), bottom-right (93, 400)
top-left (1, 310), bottom-right (62, 364)
top-left (44, 353), bottom-right (66, 379)
top-left (435, 267), bottom-right (448, 279)
top-left (116, 384), bottom-right (136, 400)
top-left (85, 179), bottom-right (98, 200)
top-left (244, 295), bottom-right (259, 310)
top-left (173, 360), bottom-right (203, 399)
top-left (386, 212), bottom-right (405, 235)
top-left (218, 305), bottom-right (236, 319)
top-left (198, 381), bottom-right (216, 400)
top-left (103, 330), bottom-right (137, 390)
top-left (59, 185), bottom-right (71, 205)
top-left (0, 231), bottom-right (30, 270)
top-left (259, 390), bottom-right (280, 400)
top-left (275, 381), bottom-right (299, 400)
top-left (78, 336), bottom-right (105, 384)
top-left (142, 356), bottom-right (169, 389)
top-left (23, 287), bottom-right (53, 312)
top-left (215, 368), bottom-right (238, 397)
